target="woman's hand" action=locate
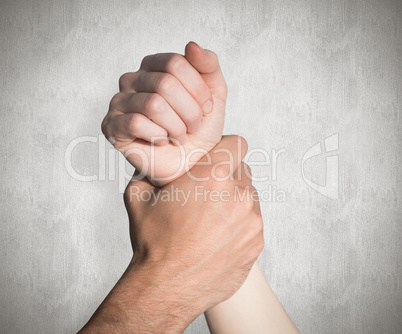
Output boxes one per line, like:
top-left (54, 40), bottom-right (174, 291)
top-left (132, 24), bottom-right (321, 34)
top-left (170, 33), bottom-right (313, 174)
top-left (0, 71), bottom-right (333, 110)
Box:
top-left (101, 42), bottom-right (227, 186)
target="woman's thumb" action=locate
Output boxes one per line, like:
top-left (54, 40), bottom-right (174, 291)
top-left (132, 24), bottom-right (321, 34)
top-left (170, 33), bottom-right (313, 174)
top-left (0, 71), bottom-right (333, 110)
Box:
top-left (184, 41), bottom-right (227, 98)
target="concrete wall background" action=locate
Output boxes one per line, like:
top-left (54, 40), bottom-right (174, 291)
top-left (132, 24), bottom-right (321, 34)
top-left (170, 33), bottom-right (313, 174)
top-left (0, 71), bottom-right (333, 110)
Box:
top-left (0, 0), bottom-right (401, 333)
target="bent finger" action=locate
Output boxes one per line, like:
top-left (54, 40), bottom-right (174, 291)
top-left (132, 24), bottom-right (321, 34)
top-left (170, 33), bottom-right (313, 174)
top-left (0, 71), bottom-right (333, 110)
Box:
top-left (132, 71), bottom-right (205, 133)
top-left (124, 92), bottom-right (188, 144)
top-left (140, 53), bottom-right (213, 115)
top-left (108, 112), bottom-right (169, 146)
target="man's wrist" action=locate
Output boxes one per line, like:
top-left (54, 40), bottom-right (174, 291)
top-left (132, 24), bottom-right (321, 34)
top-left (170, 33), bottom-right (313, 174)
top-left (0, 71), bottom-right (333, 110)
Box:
top-left (79, 259), bottom-right (202, 333)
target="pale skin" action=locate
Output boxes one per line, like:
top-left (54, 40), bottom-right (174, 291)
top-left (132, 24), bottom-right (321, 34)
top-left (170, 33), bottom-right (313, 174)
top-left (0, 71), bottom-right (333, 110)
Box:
top-left (94, 41), bottom-right (299, 333)
top-left (101, 42), bottom-right (227, 185)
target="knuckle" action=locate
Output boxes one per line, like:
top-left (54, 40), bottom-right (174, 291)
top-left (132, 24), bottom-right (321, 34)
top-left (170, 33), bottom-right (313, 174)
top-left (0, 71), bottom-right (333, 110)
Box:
top-left (127, 113), bottom-right (143, 133)
top-left (118, 73), bottom-right (133, 91)
top-left (109, 92), bottom-right (125, 109)
top-left (154, 73), bottom-right (178, 93)
top-left (166, 54), bottom-right (187, 73)
top-left (144, 94), bottom-right (165, 114)
top-left (101, 116), bottom-right (109, 136)
top-left (213, 165), bottom-right (231, 181)
top-left (140, 55), bottom-right (152, 68)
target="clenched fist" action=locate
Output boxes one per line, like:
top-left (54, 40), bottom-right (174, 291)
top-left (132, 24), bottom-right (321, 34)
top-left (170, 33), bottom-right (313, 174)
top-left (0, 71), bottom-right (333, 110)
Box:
top-left (101, 42), bottom-right (227, 186)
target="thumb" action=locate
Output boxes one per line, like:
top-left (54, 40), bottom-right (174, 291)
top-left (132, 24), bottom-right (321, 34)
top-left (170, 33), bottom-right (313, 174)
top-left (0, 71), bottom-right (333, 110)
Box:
top-left (187, 135), bottom-right (248, 181)
top-left (184, 41), bottom-right (227, 101)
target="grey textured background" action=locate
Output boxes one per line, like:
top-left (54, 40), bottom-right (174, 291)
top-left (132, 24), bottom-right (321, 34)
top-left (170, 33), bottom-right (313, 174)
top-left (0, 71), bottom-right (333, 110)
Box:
top-left (1, 0), bottom-right (401, 333)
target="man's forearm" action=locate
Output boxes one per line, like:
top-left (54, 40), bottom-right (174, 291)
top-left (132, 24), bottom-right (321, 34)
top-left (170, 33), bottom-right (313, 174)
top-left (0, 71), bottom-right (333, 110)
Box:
top-left (79, 260), bottom-right (201, 334)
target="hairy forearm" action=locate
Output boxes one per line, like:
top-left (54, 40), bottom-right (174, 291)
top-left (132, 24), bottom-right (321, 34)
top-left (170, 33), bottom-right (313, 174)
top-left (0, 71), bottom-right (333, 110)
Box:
top-left (205, 262), bottom-right (299, 334)
top-left (79, 260), bottom-right (200, 334)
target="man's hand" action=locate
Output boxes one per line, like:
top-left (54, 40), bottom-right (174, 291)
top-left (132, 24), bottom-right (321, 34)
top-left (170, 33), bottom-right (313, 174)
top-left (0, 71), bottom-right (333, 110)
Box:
top-left (101, 42), bottom-right (227, 186)
top-left (81, 136), bottom-right (264, 334)
top-left (125, 136), bottom-right (263, 311)
top-left (79, 136), bottom-right (263, 333)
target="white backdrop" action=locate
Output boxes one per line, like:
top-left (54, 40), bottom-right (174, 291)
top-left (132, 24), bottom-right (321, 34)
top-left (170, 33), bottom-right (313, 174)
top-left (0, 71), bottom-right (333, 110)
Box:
top-left (0, 0), bottom-right (401, 333)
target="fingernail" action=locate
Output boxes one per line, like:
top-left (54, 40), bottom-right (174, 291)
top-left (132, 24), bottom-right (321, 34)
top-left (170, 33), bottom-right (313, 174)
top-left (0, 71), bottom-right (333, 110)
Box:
top-left (202, 100), bottom-right (213, 114)
top-left (189, 121), bottom-right (202, 133)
